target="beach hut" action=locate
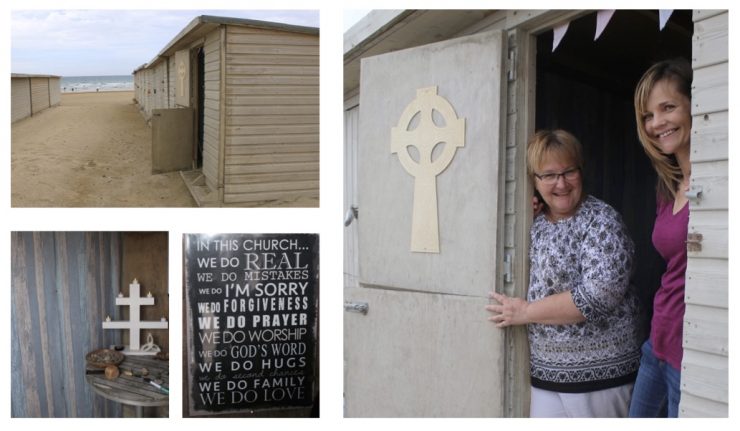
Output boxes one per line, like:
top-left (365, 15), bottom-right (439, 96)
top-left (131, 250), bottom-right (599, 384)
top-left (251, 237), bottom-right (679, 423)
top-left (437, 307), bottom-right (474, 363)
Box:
top-left (11, 73), bottom-right (61, 123)
top-left (343, 10), bottom-right (727, 417)
top-left (133, 16), bottom-right (319, 207)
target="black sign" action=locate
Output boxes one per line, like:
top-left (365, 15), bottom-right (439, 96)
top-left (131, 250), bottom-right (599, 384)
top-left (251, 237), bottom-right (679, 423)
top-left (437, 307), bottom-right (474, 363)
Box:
top-left (184, 233), bottom-right (318, 415)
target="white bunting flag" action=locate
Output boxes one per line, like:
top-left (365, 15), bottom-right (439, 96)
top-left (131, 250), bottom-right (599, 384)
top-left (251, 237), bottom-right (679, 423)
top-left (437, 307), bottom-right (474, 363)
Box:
top-left (659, 10), bottom-right (674, 31)
top-left (595, 10), bottom-right (616, 41)
top-left (552, 21), bottom-right (570, 52)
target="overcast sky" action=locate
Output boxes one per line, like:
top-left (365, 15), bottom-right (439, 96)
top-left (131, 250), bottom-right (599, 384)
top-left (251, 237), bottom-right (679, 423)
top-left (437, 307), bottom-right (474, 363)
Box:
top-left (11, 10), bottom-right (320, 76)
top-left (343, 9), bottom-right (370, 32)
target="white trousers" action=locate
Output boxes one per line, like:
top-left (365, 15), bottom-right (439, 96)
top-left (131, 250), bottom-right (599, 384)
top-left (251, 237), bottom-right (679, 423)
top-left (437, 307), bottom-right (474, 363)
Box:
top-left (530, 383), bottom-right (634, 418)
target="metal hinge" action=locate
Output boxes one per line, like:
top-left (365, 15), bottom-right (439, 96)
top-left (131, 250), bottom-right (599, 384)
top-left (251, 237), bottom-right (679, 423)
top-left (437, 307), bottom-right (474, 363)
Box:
top-left (507, 48), bottom-right (517, 82)
top-left (686, 233), bottom-right (703, 252)
top-left (503, 253), bottom-right (513, 283)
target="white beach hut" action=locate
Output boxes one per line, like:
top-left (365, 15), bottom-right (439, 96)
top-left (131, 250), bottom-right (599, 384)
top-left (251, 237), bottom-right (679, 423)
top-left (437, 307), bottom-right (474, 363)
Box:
top-left (343, 9), bottom-right (727, 417)
top-left (11, 73), bottom-right (61, 123)
top-left (133, 16), bottom-right (319, 207)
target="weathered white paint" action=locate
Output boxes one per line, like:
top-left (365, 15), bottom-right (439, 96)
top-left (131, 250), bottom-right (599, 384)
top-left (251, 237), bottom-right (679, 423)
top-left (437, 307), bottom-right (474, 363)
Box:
top-left (679, 9), bottom-right (728, 418)
top-left (348, 30), bottom-right (506, 417)
top-left (691, 111), bottom-right (728, 162)
top-left (344, 286), bottom-right (505, 417)
top-left (343, 103), bottom-right (360, 290)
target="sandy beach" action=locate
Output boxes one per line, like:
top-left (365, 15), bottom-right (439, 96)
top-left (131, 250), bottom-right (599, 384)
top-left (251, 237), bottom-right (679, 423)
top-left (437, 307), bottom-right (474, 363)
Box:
top-left (11, 91), bottom-right (196, 207)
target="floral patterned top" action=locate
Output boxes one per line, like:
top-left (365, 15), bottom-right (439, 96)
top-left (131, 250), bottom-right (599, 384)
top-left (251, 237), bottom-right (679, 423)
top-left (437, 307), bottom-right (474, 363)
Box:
top-left (528, 195), bottom-right (641, 393)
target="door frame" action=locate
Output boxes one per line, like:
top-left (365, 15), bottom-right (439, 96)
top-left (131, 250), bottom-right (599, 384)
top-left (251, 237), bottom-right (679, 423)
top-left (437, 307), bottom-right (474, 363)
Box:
top-left (190, 45), bottom-right (205, 170)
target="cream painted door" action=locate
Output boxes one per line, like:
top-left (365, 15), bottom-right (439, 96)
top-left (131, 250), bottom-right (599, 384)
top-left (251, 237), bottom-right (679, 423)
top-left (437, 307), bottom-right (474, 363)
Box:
top-left (344, 30), bottom-right (507, 417)
top-left (151, 108), bottom-right (194, 174)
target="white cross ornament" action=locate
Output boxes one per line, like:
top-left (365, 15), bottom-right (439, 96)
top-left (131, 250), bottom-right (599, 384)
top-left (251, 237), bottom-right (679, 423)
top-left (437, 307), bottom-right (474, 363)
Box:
top-left (102, 279), bottom-right (168, 355)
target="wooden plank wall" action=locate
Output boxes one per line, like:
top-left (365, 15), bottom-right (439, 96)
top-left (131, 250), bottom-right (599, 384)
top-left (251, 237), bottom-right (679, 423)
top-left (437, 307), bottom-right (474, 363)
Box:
top-left (168, 56), bottom-right (176, 108)
top-left (144, 69), bottom-right (154, 119)
top-left (680, 9), bottom-right (728, 418)
top-left (49, 77), bottom-right (61, 107)
top-left (11, 78), bottom-right (32, 123)
top-left (12, 76), bottom-right (59, 122)
top-left (135, 59), bottom-right (174, 119)
top-left (134, 72), bottom-right (142, 104)
top-left (30, 77), bottom-right (50, 114)
top-left (156, 61), bottom-right (167, 112)
top-left (203, 29), bottom-right (222, 193)
top-left (138, 69), bottom-right (149, 118)
top-left (223, 26), bottom-right (319, 205)
top-left (11, 232), bottom-right (122, 418)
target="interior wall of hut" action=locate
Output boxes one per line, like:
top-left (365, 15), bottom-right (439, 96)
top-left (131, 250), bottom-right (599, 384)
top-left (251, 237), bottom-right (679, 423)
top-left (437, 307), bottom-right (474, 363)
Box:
top-left (121, 232), bottom-right (170, 354)
top-left (11, 232), bottom-right (169, 418)
top-left (534, 10), bottom-right (693, 336)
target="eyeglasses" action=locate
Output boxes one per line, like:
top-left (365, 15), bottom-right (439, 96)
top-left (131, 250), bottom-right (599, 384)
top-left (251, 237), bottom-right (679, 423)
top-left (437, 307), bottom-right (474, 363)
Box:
top-left (534, 167), bottom-right (580, 185)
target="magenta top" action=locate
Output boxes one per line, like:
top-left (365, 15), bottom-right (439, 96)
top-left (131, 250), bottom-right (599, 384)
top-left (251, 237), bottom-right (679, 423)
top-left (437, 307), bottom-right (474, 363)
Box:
top-left (650, 198), bottom-right (689, 370)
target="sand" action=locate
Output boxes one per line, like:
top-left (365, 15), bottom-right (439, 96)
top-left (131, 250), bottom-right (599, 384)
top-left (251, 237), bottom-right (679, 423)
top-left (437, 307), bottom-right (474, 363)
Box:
top-left (12, 91), bottom-right (196, 207)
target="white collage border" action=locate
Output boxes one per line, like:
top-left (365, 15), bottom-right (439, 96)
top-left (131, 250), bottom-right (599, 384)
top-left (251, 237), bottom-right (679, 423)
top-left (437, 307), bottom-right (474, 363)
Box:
top-left (2, 0), bottom-right (736, 428)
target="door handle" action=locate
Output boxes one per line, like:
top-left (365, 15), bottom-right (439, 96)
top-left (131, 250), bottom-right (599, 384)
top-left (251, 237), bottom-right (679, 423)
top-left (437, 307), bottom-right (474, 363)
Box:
top-left (344, 301), bottom-right (369, 315)
top-left (344, 205), bottom-right (358, 226)
top-left (686, 185), bottom-right (703, 203)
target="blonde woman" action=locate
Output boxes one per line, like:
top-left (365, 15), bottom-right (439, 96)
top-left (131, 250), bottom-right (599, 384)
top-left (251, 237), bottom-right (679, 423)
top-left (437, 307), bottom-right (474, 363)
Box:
top-left (629, 59), bottom-right (692, 418)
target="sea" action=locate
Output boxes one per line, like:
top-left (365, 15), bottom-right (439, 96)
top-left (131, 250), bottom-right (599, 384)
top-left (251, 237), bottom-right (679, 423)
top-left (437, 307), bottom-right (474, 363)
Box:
top-left (60, 75), bottom-right (134, 93)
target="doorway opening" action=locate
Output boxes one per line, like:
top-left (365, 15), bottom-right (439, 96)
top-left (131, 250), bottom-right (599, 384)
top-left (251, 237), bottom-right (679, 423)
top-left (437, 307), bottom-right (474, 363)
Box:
top-left (534, 10), bottom-right (693, 336)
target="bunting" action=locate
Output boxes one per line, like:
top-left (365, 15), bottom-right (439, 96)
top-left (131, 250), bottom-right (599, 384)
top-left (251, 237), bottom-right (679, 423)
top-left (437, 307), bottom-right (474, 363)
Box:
top-left (595, 10), bottom-right (615, 41)
top-left (659, 10), bottom-right (674, 31)
top-left (552, 22), bottom-right (570, 52)
top-left (551, 10), bottom-right (676, 52)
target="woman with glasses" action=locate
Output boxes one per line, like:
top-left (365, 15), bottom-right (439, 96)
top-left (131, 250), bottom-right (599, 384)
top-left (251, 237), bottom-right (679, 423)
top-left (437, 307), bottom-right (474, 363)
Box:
top-left (486, 129), bottom-right (641, 417)
top-left (628, 59), bottom-right (692, 418)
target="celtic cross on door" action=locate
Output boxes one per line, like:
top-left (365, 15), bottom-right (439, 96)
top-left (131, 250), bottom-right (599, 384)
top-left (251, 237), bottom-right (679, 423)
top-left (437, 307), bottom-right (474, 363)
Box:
top-left (391, 86), bottom-right (465, 253)
top-left (178, 60), bottom-right (187, 97)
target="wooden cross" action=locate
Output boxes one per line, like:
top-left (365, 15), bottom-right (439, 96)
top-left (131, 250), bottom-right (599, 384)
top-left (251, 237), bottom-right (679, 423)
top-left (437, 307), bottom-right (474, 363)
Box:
top-left (178, 60), bottom-right (186, 97)
top-left (102, 279), bottom-right (168, 355)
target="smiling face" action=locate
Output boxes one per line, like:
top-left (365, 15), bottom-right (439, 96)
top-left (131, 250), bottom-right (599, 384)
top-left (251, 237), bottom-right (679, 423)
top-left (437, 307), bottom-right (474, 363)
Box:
top-left (643, 78), bottom-right (692, 158)
top-left (534, 151), bottom-right (583, 221)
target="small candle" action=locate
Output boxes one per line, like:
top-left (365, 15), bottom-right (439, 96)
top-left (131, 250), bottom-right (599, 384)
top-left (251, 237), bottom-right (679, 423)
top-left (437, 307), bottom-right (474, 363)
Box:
top-left (147, 291), bottom-right (152, 298)
top-left (117, 292), bottom-right (123, 298)
top-left (105, 315), bottom-right (111, 322)
top-left (161, 317), bottom-right (167, 322)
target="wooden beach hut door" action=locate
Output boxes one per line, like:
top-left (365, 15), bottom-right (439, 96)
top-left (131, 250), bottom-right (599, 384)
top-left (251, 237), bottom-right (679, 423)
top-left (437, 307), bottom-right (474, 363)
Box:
top-left (151, 108), bottom-right (194, 174)
top-left (344, 30), bottom-right (507, 417)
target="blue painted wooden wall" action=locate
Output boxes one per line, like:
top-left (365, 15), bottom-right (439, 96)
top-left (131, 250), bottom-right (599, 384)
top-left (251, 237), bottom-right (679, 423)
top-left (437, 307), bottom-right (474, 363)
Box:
top-left (11, 232), bottom-right (123, 418)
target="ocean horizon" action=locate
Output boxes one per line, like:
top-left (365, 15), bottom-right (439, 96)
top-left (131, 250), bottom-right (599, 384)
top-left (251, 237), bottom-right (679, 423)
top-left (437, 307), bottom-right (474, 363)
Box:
top-left (61, 75), bottom-right (133, 93)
